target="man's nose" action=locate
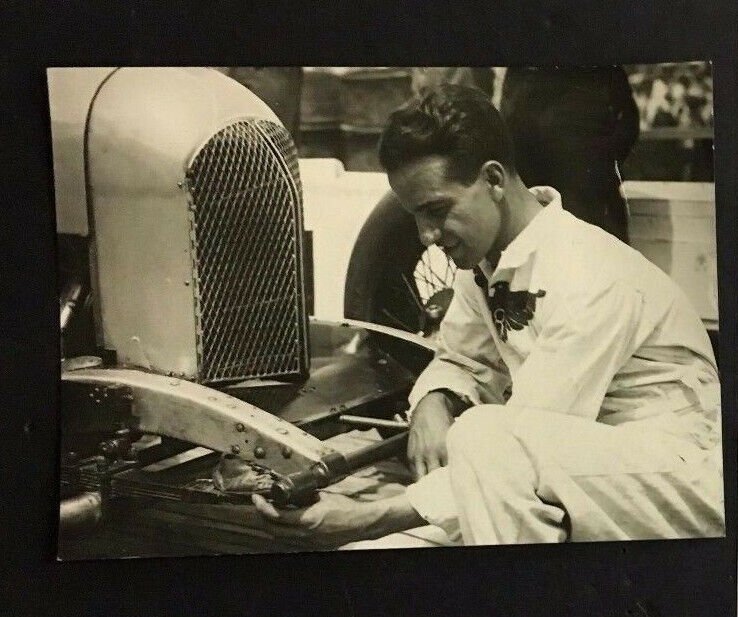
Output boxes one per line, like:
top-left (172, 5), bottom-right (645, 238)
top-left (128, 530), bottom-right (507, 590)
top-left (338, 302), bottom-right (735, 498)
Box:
top-left (417, 220), bottom-right (442, 247)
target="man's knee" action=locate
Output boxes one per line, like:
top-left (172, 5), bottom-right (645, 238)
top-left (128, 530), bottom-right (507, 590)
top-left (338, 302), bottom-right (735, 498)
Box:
top-left (447, 404), bottom-right (514, 452)
top-left (446, 404), bottom-right (538, 485)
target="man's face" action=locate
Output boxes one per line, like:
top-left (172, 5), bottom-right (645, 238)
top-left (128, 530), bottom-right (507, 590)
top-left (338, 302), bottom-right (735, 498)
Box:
top-left (388, 155), bottom-right (501, 269)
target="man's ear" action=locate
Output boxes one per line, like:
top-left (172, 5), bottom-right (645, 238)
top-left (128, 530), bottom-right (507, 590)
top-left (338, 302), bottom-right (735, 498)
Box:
top-left (481, 160), bottom-right (506, 200)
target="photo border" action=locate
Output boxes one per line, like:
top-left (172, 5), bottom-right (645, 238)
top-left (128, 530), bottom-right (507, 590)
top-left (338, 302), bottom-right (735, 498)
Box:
top-left (4, 3), bottom-right (736, 616)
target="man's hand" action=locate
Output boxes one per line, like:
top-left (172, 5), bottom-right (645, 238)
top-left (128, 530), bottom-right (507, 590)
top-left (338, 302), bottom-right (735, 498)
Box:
top-left (252, 492), bottom-right (425, 549)
top-left (407, 391), bottom-right (456, 480)
top-left (252, 492), bottom-right (371, 549)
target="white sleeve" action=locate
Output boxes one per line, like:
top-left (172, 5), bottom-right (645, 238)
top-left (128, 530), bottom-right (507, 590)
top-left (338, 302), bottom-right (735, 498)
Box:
top-left (407, 270), bottom-right (510, 417)
top-left (508, 278), bottom-right (645, 420)
top-left (405, 466), bottom-right (461, 541)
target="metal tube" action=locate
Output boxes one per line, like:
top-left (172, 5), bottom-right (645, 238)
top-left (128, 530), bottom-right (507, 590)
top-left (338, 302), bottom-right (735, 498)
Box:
top-left (60, 281), bottom-right (84, 332)
top-left (270, 431), bottom-right (408, 507)
top-left (340, 430), bottom-right (408, 471)
top-left (338, 414), bottom-right (409, 430)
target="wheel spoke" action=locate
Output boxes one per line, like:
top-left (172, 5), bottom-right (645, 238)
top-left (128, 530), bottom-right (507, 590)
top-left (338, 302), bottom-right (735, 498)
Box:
top-left (420, 257), bottom-right (430, 299)
top-left (373, 246), bottom-right (457, 336)
top-left (413, 274), bottom-right (432, 303)
top-left (381, 308), bottom-right (414, 331)
top-left (401, 273), bottom-right (425, 312)
top-left (424, 254), bottom-right (451, 289)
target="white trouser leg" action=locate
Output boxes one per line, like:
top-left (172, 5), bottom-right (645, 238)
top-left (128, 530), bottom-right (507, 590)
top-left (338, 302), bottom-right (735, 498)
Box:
top-left (445, 404), bottom-right (724, 545)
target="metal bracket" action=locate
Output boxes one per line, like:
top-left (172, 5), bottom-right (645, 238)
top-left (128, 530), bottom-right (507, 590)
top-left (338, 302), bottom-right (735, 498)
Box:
top-left (62, 368), bottom-right (337, 475)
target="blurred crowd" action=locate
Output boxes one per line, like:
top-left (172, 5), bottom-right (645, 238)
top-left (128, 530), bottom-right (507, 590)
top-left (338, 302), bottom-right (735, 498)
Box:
top-left (626, 62), bottom-right (713, 130)
top-left (409, 63), bottom-right (715, 133)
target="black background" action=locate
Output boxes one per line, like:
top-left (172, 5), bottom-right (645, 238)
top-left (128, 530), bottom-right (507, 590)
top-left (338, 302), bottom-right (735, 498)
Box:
top-left (2, 2), bottom-right (736, 615)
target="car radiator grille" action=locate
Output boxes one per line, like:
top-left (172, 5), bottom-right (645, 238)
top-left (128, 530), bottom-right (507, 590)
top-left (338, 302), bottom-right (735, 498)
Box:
top-left (186, 120), bottom-right (309, 383)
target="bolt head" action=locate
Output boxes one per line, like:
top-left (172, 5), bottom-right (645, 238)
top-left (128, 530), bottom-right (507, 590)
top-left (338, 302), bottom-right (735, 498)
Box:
top-left (254, 446), bottom-right (266, 459)
top-left (230, 445), bottom-right (241, 455)
top-left (235, 423), bottom-right (245, 432)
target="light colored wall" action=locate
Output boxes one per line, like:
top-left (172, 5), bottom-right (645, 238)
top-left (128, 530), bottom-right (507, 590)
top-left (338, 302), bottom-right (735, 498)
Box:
top-left (299, 158), bottom-right (390, 321)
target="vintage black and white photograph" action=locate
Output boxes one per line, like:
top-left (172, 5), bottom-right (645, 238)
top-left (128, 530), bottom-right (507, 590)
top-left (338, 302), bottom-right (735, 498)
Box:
top-left (51, 64), bottom-right (724, 559)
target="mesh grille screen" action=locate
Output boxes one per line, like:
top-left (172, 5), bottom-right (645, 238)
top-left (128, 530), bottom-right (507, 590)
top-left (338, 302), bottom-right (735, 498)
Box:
top-left (186, 120), bottom-right (309, 383)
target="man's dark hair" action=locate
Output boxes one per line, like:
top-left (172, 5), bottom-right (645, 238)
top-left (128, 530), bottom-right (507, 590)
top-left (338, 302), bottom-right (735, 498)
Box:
top-left (378, 84), bottom-right (516, 185)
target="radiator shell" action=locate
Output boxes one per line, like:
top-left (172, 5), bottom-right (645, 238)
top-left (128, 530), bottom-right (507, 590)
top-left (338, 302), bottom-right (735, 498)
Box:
top-left (87, 67), bottom-right (309, 381)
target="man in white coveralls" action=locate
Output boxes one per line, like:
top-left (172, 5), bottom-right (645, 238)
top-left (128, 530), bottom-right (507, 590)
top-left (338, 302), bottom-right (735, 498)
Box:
top-left (253, 85), bottom-right (724, 547)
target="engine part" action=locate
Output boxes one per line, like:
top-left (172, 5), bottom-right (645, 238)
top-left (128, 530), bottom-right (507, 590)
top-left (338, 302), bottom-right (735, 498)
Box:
top-left (269, 430), bottom-right (409, 507)
top-left (59, 491), bottom-right (103, 533)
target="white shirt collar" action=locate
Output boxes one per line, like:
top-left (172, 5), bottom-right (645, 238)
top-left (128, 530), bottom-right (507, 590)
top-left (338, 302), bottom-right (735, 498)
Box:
top-left (478, 186), bottom-right (564, 281)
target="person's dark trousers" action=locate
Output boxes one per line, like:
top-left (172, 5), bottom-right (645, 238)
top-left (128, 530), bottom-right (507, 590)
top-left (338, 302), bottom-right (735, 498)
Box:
top-left (501, 67), bottom-right (639, 245)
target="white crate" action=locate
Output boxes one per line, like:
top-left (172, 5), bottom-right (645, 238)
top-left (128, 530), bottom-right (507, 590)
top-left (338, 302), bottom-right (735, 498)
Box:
top-left (624, 181), bottom-right (718, 325)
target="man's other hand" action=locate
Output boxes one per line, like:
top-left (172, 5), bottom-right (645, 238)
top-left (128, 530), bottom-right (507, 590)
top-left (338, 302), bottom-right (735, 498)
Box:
top-left (408, 391), bottom-right (456, 480)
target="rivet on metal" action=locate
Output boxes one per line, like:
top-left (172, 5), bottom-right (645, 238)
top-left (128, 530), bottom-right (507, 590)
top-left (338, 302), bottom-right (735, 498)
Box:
top-left (231, 445), bottom-right (241, 455)
top-left (254, 446), bottom-right (266, 459)
top-left (235, 423), bottom-right (245, 432)
top-left (276, 427), bottom-right (289, 435)
top-left (281, 447), bottom-right (292, 459)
